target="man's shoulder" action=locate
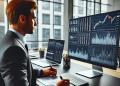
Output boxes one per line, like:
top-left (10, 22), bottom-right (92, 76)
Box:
top-left (1, 30), bottom-right (20, 44)
top-left (0, 32), bottom-right (22, 52)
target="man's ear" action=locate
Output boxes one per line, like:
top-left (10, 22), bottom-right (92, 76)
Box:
top-left (18, 15), bottom-right (26, 24)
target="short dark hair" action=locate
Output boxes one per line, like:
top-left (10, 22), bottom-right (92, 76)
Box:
top-left (6, 0), bottom-right (37, 24)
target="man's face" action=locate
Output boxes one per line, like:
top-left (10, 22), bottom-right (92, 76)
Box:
top-left (24, 9), bottom-right (37, 34)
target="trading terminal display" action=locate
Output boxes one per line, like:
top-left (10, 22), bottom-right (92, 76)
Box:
top-left (68, 10), bottom-right (120, 69)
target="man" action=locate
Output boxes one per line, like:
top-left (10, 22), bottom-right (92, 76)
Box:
top-left (0, 0), bottom-right (69, 86)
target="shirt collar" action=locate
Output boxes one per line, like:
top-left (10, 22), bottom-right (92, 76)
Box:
top-left (9, 28), bottom-right (24, 42)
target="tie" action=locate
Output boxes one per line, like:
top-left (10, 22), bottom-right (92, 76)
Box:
top-left (25, 44), bottom-right (28, 52)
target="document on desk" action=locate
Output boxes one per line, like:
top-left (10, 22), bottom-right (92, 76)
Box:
top-left (37, 77), bottom-right (58, 86)
top-left (37, 76), bottom-right (75, 86)
top-left (31, 59), bottom-right (50, 67)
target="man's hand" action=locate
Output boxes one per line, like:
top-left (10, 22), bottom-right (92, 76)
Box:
top-left (42, 67), bottom-right (57, 77)
top-left (56, 79), bottom-right (70, 86)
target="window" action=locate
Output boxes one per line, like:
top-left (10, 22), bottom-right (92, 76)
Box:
top-left (0, 26), bottom-right (5, 42)
top-left (38, 0), bottom-right (64, 48)
top-left (0, 2), bottom-right (4, 22)
top-left (42, 14), bottom-right (50, 24)
top-left (73, 0), bottom-right (112, 17)
top-left (95, 3), bottom-right (100, 14)
top-left (101, 0), bottom-right (112, 13)
top-left (1, 0), bottom-right (64, 49)
top-left (73, 0), bottom-right (86, 18)
top-left (54, 15), bottom-right (61, 25)
top-left (96, 0), bottom-right (100, 2)
top-left (78, 6), bottom-right (84, 14)
top-left (88, 0), bottom-right (94, 1)
top-left (25, 27), bottom-right (38, 49)
top-left (87, 2), bottom-right (94, 15)
top-left (42, 28), bottom-right (50, 41)
top-left (101, 4), bottom-right (108, 13)
top-left (42, 1), bottom-right (50, 10)
top-left (42, 28), bottom-right (50, 48)
top-left (42, 42), bottom-right (48, 48)
top-left (54, 29), bottom-right (61, 39)
top-left (54, 3), bottom-right (61, 12)
top-left (53, 0), bottom-right (61, 3)
top-left (0, 0), bottom-right (6, 42)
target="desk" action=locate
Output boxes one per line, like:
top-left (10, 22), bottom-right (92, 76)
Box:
top-left (32, 59), bottom-right (120, 86)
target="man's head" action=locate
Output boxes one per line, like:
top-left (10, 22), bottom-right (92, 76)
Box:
top-left (6, 0), bottom-right (37, 35)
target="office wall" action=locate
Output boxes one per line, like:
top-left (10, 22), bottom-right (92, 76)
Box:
top-left (107, 0), bottom-right (120, 12)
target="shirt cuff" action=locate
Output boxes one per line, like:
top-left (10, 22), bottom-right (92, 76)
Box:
top-left (37, 69), bottom-right (44, 77)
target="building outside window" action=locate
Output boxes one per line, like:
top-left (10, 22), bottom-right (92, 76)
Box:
top-left (42, 28), bottom-right (50, 48)
top-left (54, 15), bottom-right (61, 25)
top-left (54, 29), bottom-right (61, 40)
top-left (54, 0), bottom-right (61, 3)
top-left (0, 26), bottom-right (5, 42)
top-left (87, 2), bottom-right (94, 15)
top-left (38, 0), bottom-right (64, 48)
top-left (42, 1), bottom-right (50, 10)
top-left (73, 0), bottom-right (112, 18)
top-left (0, 0), bottom-right (6, 42)
top-left (24, 27), bottom-right (38, 50)
top-left (73, 0), bottom-right (86, 18)
top-left (95, 0), bottom-right (100, 2)
top-left (42, 28), bottom-right (50, 41)
top-left (42, 14), bottom-right (50, 25)
top-left (101, 0), bottom-right (112, 13)
top-left (78, 6), bottom-right (84, 14)
top-left (95, 3), bottom-right (101, 14)
top-left (54, 3), bottom-right (61, 12)
top-left (23, 0), bottom-right (64, 49)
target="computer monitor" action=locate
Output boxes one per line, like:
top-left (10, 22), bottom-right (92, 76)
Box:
top-left (68, 10), bottom-right (120, 78)
top-left (46, 39), bottom-right (65, 64)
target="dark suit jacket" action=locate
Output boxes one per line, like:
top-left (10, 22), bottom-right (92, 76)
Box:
top-left (0, 31), bottom-right (42, 86)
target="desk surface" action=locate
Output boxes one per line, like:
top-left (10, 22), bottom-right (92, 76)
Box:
top-left (32, 58), bottom-right (120, 86)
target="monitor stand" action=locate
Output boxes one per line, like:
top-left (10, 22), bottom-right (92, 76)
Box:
top-left (76, 65), bottom-right (103, 78)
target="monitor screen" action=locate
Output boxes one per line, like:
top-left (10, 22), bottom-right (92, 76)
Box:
top-left (68, 10), bottom-right (120, 70)
top-left (46, 39), bottom-right (65, 63)
top-left (46, 39), bottom-right (55, 60)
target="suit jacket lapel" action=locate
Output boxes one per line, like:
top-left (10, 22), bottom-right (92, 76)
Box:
top-left (16, 39), bottom-right (32, 86)
top-left (16, 39), bottom-right (28, 56)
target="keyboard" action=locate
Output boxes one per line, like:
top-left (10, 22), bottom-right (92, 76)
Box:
top-left (61, 73), bottom-right (88, 86)
top-left (31, 59), bottom-right (59, 68)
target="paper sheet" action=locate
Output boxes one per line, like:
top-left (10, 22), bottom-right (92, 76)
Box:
top-left (37, 76), bottom-right (59, 86)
